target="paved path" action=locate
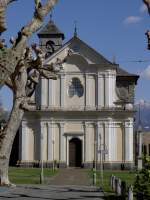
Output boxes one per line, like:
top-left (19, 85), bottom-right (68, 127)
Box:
top-left (0, 169), bottom-right (106, 200)
top-left (47, 168), bottom-right (92, 186)
top-left (0, 185), bottom-right (105, 200)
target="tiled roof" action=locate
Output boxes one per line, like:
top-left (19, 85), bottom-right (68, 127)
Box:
top-left (38, 20), bottom-right (64, 39)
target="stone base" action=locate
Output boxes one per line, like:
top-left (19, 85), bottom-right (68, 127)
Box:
top-left (16, 160), bottom-right (67, 168)
top-left (83, 162), bottom-right (134, 170)
top-left (16, 160), bottom-right (134, 170)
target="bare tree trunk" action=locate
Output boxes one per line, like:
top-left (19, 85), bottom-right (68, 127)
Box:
top-left (0, 0), bottom-right (59, 186)
top-left (0, 97), bottom-right (24, 186)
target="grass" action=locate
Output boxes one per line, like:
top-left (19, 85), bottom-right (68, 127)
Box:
top-left (89, 170), bottom-right (136, 193)
top-left (9, 167), bottom-right (58, 184)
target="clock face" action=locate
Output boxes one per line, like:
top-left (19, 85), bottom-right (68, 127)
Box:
top-left (45, 40), bottom-right (55, 58)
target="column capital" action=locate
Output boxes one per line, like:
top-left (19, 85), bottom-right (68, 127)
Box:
top-left (22, 121), bottom-right (27, 128)
top-left (97, 73), bottom-right (104, 78)
top-left (82, 122), bottom-right (89, 129)
top-left (41, 121), bottom-right (47, 128)
top-left (59, 122), bottom-right (65, 128)
top-left (48, 121), bottom-right (54, 128)
top-left (124, 121), bottom-right (133, 128)
top-left (95, 122), bottom-right (103, 128)
top-left (60, 73), bottom-right (66, 79)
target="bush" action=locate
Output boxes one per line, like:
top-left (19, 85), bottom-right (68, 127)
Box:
top-left (134, 155), bottom-right (150, 199)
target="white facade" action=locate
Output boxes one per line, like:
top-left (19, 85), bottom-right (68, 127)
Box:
top-left (19, 22), bottom-right (138, 169)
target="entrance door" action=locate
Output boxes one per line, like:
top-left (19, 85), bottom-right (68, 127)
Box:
top-left (69, 138), bottom-right (82, 167)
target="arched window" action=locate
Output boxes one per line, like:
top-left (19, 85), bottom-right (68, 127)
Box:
top-left (68, 78), bottom-right (84, 98)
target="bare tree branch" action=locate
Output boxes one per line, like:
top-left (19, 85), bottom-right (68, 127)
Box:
top-left (143, 0), bottom-right (150, 14)
top-left (4, 77), bottom-right (13, 90)
top-left (13, 0), bottom-right (58, 48)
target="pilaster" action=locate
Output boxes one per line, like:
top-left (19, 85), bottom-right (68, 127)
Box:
top-left (20, 121), bottom-right (28, 161)
top-left (47, 122), bottom-right (54, 161)
top-left (41, 78), bottom-right (48, 107)
top-left (48, 79), bottom-right (53, 107)
top-left (97, 74), bottom-right (104, 108)
top-left (40, 122), bottom-right (46, 160)
top-left (124, 119), bottom-right (134, 162)
top-left (85, 74), bottom-right (90, 108)
top-left (104, 71), bottom-right (115, 107)
top-left (60, 74), bottom-right (65, 108)
top-left (83, 122), bottom-right (87, 162)
top-left (60, 122), bottom-right (66, 162)
top-left (97, 122), bottom-right (104, 162)
top-left (105, 120), bottom-right (113, 161)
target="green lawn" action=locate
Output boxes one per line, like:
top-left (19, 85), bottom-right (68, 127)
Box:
top-left (9, 167), bottom-right (58, 184)
top-left (90, 170), bottom-right (136, 193)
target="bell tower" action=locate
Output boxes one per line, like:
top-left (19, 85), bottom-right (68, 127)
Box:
top-left (38, 19), bottom-right (65, 58)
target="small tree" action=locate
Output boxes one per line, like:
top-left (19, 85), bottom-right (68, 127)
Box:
top-left (134, 155), bottom-right (150, 199)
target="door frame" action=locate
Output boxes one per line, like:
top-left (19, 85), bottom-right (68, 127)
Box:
top-left (66, 134), bottom-right (84, 167)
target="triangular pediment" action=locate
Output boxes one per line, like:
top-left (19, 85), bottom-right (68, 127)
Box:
top-left (44, 36), bottom-right (115, 68)
top-left (44, 36), bottom-right (139, 82)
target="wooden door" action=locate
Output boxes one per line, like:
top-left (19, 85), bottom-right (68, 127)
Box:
top-left (69, 138), bottom-right (82, 167)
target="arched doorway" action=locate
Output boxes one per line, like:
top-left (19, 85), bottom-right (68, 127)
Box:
top-left (69, 138), bottom-right (82, 167)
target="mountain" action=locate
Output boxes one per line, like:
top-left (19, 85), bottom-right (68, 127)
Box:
top-left (134, 102), bottom-right (150, 131)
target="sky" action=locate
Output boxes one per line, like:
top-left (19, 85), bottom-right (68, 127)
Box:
top-left (0, 0), bottom-right (150, 110)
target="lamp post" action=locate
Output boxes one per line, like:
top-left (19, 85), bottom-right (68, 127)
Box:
top-left (137, 103), bottom-right (143, 170)
top-left (99, 134), bottom-right (103, 187)
top-left (40, 133), bottom-right (44, 184)
top-left (52, 139), bottom-right (55, 172)
top-left (93, 140), bottom-right (97, 186)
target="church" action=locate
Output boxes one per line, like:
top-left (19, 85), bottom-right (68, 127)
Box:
top-left (18, 20), bottom-right (139, 169)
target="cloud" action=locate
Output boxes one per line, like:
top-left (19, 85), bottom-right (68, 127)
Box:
top-left (124, 16), bottom-right (143, 25)
top-left (140, 4), bottom-right (147, 13)
top-left (140, 65), bottom-right (150, 79)
top-left (135, 99), bottom-right (150, 108)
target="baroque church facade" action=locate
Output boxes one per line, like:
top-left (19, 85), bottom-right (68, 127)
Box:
top-left (18, 20), bottom-right (139, 169)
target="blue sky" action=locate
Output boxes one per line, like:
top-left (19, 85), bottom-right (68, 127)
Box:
top-left (0, 0), bottom-right (150, 110)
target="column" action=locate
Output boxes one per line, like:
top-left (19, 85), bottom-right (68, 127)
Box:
top-left (85, 74), bottom-right (90, 108)
top-left (105, 120), bottom-right (113, 161)
top-left (20, 121), bottom-right (28, 161)
top-left (111, 122), bottom-right (116, 161)
top-left (60, 74), bottom-right (65, 108)
top-left (105, 71), bottom-right (115, 107)
top-left (60, 122), bottom-right (66, 162)
top-left (84, 123), bottom-right (90, 162)
top-left (47, 122), bottom-right (53, 161)
top-left (124, 120), bottom-right (134, 162)
top-left (97, 122), bottom-right (104, 162)
top-left (83, 122), bottom-right (87, 162)
top-left (105, 73), bottom-right (109, 107)
top-left (97, 74), bottom-right (104, 108)
top-left (40, 122), bottom-right (45, 160)
top-left (48, 79), bottom-right (53, 107)
top-left (41, 78), bottom-right (48, 107)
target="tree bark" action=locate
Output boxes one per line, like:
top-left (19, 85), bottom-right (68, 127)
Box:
top-left (0, 96), bottom-right (24, 185)
top-left (0, 0), bottom-right (59, 186)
